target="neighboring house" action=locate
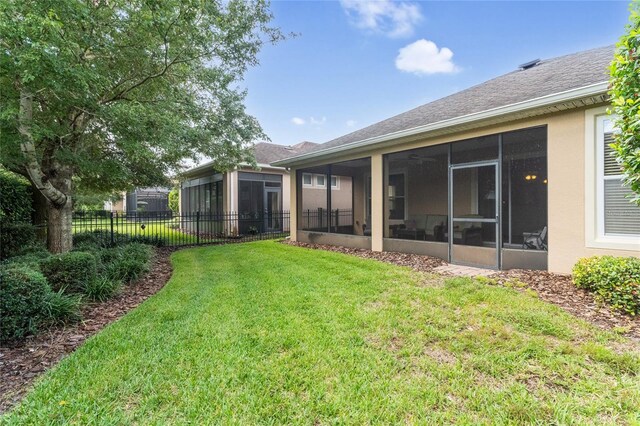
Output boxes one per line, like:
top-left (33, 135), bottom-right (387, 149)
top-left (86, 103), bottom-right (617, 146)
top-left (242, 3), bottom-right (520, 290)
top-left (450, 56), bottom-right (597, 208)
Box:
top-left (124, 187), bottom-right (172, 216)
top-left (103, 187), bottom-right (171, 216)
top-left (274, 45), bottom-right (640, 274)
top-left (180, 141), bottom-right (320, 234)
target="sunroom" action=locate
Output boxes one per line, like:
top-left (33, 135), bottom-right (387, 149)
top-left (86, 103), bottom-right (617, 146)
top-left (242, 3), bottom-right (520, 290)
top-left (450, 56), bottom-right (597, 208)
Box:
top-left (294, 126), bottom-right (548, 270)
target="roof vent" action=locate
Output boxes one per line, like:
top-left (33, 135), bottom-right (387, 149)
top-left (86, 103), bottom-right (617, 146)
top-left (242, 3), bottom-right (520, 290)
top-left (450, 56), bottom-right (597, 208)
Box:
top-left (519, 58), bottom-right (541, 70)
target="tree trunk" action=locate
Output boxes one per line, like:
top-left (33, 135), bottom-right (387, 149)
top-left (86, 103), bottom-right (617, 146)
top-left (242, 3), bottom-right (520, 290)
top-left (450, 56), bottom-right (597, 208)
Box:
top-left (18, 89), bottom-right (73, 253)
top-left (32, 188), bottom-right (48, 244)
top-left (47, 197), bottom-right (73, 254)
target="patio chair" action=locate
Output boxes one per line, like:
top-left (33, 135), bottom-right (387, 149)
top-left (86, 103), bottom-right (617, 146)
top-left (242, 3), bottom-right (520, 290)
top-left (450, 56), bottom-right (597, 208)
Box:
top-left (523, 226), bottom-right (547, 250)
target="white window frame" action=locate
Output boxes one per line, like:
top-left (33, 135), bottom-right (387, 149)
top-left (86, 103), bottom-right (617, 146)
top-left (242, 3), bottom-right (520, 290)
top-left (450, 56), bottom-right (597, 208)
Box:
top-left (302, 173), bottom-right (313, 187)
top-left (331, 175), bottom-right (340, 190)
top-left (314, 174), bottom-right (326, 188)
top-left (585, 107), bottom-right (640, 250)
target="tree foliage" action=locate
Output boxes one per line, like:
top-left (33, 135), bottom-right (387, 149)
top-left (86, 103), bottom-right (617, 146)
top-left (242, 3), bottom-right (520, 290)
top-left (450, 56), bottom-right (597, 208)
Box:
top-left (610, 1), bottom-right (640, 203)
top-left (0, 167), bottom-right (32, 224)
top-left (0, 0), bottom-right (283, 251)
top-left (168, 186), bottom-right (179, 214)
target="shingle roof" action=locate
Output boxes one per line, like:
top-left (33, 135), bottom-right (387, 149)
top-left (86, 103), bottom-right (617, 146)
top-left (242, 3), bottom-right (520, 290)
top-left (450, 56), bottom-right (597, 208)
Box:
top-left (253, 141), bottom-right (318, 164)
top-left (307, 45), bottom-right (614, 154)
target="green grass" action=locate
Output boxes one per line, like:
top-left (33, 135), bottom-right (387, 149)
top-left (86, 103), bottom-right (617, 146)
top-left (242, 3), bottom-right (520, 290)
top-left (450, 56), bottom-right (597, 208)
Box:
top-left (3, 241), bottom-right (639, 424)
top-left (72, 218), bottom-right (201, 244)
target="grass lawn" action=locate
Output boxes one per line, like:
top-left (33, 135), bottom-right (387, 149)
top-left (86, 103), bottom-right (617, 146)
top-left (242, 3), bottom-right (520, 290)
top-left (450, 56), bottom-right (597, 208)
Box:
top-left (3, 241), bottom-right (639, 424)
top-left (73, 218), bottom-right (201, 244)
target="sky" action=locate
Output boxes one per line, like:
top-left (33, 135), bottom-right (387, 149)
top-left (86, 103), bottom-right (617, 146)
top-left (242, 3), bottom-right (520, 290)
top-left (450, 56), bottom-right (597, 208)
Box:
top-left (242, 0), bottom-right (631, 147)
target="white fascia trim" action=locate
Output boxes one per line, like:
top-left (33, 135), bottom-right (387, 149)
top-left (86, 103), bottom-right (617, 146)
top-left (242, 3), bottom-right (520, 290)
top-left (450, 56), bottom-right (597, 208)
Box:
top-left (182, 160), bottom-right (216, 177)
top-left (273, 82), bottom-right (609, 167)
top-left (243, 162), bottom-right (287, 171)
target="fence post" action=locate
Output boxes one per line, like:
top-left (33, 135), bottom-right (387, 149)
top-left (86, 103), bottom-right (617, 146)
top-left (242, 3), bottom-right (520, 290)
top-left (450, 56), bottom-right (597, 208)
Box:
top-left (110, 212), bottom-right (114, 246)
top-left (334, 209), bottom-right (339, 232)
top-left (196, 211), bottom-right (200, 245)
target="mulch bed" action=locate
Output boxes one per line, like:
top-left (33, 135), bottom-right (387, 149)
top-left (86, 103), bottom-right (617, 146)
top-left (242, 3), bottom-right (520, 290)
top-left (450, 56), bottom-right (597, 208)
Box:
top-left (283, 240), bottom-right (640, 340)
top-left (0, 247), bottom-right (176, 414)
top-left (282, 241), bottom-right (447, 271)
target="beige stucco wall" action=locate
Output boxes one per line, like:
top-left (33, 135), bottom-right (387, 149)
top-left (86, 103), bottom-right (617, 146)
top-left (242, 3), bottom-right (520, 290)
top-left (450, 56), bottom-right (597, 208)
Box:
top-left (547, 109), bottom-right (639, 272)
top-left (288, 105), bottom-right (639, 273)
top-left (300, 177), bottom-right (353, 211)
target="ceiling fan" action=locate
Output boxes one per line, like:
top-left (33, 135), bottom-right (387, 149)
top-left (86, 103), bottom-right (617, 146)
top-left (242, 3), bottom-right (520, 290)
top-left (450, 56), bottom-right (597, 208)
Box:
top-left (407, 153), bottom-right (437, 164)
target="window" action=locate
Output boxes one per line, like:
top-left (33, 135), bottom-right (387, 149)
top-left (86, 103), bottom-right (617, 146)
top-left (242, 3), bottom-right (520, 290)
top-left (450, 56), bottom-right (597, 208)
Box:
top-left (302, 173), bottom-right (312, 186)
top-left (586, 108), bottom-right (640, 250)
top-left (331, 176), bottom-right (339, 189)
top-left (315, 174), bottom-right (326, 188)
top-left (597, 115), bottom-right (640, 237)
top-left (388, 173), bottom-right (406, 220)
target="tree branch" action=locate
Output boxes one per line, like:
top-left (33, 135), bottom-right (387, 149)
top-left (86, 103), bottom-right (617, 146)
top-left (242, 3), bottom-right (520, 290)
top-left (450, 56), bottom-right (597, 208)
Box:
top-left (18, 90), bottom-right (68, 208)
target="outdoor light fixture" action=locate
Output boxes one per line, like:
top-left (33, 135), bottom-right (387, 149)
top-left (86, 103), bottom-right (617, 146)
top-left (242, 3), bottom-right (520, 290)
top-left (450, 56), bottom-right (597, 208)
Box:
top-left (525, 174), bottom-right (538, 181)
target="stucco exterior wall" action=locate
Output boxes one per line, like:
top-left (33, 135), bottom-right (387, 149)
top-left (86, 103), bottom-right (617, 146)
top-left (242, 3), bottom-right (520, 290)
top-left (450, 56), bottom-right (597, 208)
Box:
top-left (300, 177), bottom-right (353, 211)
top-left (288, 105), bottom-right (639, 273)
top-left (546, 109), bottom-right (639, 272)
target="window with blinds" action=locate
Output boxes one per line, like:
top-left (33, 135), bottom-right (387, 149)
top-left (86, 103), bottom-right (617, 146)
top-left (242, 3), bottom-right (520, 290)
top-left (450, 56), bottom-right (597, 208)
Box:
top-left (600, 118), bottom-right (640, 236)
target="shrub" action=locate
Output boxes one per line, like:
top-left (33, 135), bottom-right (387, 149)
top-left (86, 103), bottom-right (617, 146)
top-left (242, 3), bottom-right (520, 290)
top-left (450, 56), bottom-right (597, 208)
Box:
top-left (0, 223), bottom-right (38, 260)
top-left (41, 251), bottom-right (98, 293)
top-left (84, 276), bottom-right (122, 301)
top-left (105, 243), bottom-right (153, 283)
top-left (0, 265), bottom-right (50, 343)
top-left (0, 168), bottom-right (32, 224)
top-left (72, 230), bottom-right (113, 249)
top-left (1, 250), bottom-right (50, 270)
top-left (72, 230), bottom-right (165, 248)
top-left (573, 256), bottom-right (640, 315)
top-left (42, 289), bottom-right (83, 324)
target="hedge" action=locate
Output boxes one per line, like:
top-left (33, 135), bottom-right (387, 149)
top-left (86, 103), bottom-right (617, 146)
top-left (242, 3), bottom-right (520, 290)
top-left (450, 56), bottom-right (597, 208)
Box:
top-left (573, 256), bottom-right (640, 315)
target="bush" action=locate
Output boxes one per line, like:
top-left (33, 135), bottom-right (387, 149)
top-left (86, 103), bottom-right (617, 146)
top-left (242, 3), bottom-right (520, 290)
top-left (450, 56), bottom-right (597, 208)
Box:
top-left (42, 289), bottom-right (82, 324)
top-left (573, 256), bottom-right (640, 315)
top-left (0, 223), bottom-right (38, 259)
top-left (72, 230), bottom-right (113, 249)
top-left (84, 276), bottom-right (122, 301)
top-left (72, 230), bottom-right (165, 249)
top-left (41, 251), bottom-right (98, 293)
top-left (1, 250), bottom-right (50, 270)
top-left (105, 243), bottom-right (153, 283)
top-left (0, 265), bottom-right (50, 343)
top-left (0, 168), bottom-right (32, 224)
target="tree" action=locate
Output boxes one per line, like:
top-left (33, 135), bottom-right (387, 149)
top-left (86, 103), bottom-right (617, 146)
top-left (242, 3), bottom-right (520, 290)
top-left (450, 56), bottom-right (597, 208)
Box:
top-left (0, 0), bottom-right (283, 252)
top-left (168, 186), bottom-right (179, 215)
top-left (609, 0), bottom-right (640, 204)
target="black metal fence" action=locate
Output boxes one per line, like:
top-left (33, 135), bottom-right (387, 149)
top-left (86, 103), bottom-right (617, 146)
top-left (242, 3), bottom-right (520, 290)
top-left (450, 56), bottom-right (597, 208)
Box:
top-left (72, 210), bottom-right (290, 247)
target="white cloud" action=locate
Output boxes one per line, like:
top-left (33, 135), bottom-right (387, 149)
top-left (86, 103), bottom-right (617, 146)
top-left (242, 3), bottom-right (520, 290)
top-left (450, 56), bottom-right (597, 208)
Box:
top-left (291, 116), bottom-right (326, 127)
top-left (395, 39), bottom-right (459, 75)
top-left (309, 116), bottom-right (327, 126)
top-left (346, 119), bottom-right (357, 127)
top-left (340, 0), bottom-right (422, 38)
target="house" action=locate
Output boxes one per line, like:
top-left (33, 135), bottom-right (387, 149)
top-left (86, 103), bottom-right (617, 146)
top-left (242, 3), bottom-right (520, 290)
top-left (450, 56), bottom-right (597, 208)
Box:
top-left (273, 45), bottom-right (640, 273)
top-left (180, 141), bottom-right (321, 235)
top-left (104, 187), bottom-right (172, 217)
